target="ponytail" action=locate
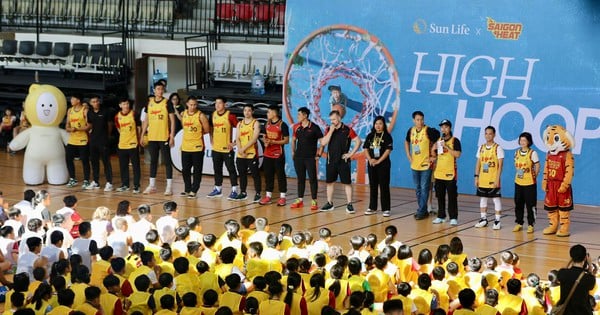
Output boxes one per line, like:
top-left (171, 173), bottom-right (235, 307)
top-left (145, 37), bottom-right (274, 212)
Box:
top-left (285, 273), bottom-right (301, 306)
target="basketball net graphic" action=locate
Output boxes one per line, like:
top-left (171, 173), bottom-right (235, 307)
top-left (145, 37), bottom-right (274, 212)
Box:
top-left (283, 24), bottom-right (400, 183)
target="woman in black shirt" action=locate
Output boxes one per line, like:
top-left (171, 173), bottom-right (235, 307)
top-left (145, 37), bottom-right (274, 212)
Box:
top-left (363, 116), bottom-right (394, 217)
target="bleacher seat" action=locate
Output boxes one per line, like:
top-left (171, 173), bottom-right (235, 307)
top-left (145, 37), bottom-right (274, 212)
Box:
top-left (70, 43), bottom-right (89, 68)
top-left (34, 41), bottom-right (53, 63)
top-left (88, 44), bottom-right (107, 68)
top-left (209, 50), bottom-right (230, 77)
top-left (271, 52), bottom-right (283, 82)
top-left (108, 44), bottom-right (125, 69)
top-left (216, 3), bottom-right (235, 23)
top-left (230, 50), bottom-right (250, 78)
top-left (255, 3), bottom-right (273, 23)
top-left (273, 3), bottom-right (285, 30)
top-left (52, 42), bottom-right (70, 65)
top-left (16, 41), bottom-right (35, 63)
top-left (0, 39), bottom-right (18, 62)
top-left (251, 51), bottom-right (271, 77)
top-left (236, 3), bottom-right (253, 23)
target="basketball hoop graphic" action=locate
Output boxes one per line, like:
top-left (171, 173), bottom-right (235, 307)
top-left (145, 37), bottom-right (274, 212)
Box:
top-left (283, 24), bottom-right (401, 183)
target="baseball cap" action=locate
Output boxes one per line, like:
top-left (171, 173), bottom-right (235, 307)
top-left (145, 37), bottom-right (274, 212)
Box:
top-left (439, 119), bottom-right (452, 127)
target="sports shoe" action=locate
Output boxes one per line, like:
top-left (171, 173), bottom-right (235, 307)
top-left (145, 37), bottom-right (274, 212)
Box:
top-left (414, 213), bottom-right (429, 220)
top-left (116, 185), bottom-right (129, 192)
top-left (259, 196), bottom-right (272, 205)
top-left (310, 200), bottom-right (318, 211)
top-left (365, 209), bottom-right (377, 215)
top-left (277, 198), bottom-right (286, 206)
top-left (346, 203), bottom-right (355, 214)
top-left (512, 224), bottom-right (523, 232)
top-left (320, 202), bottom-right (334, 212)
top-left (143, 185), bottom-right (157, 194)
top-left (164, 186), bottom-right (173, 196)
top-left (290, 199), bottom-right (304, 208)
top-left (432, 217), bottom-right (446, 224)
top-left (104, 183), bottom-right (113, 192)
top-left (187, 192), bottom-right (196, 199)
top-left (132, 186), bottom-right (141, 194)
top-left (81, 180), bottom-right (91, 190)
top-left (527, 225), bottom-right (534, 234)
top-left (227, 191), bottom-right (238, 200)
top-left (474, 218), bottom-right (488, 228)
top-left (382, 210), bottom-right (391, 217)
top-left (253, 193), bottom-right (261, 203)
top-left (492, 221), bottom-right (502, 230)
top-left (206, 188), bottom-right (222, 198)
top-left (235, 192), bottom-right (248, 201)
top-left (87, 181), bottom-right (100, 189)
top-left (66, 178), bottom-right (77, 188)
top-left (449, 219), bottom-right (458, 226)
top-left (179, 191), bottom-right (188, 196)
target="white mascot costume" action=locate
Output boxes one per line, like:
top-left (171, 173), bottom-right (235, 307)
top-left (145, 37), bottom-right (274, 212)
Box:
top-left (9, 84), bottom-right (69, 185)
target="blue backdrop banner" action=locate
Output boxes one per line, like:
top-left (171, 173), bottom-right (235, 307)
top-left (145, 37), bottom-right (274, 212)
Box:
top-left (282, 0), bottom-right (600, 206)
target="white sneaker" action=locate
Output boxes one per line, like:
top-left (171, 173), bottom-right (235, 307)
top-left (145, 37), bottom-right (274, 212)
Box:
top-left (474, 218), bottom-right (488, 228)
top-left (85, 181), bottom-right (100, 190)
top-left (143, 185), bottom-right (156, 194)
top-left (450, 219), bottom-right (458, 226)
top-left (164, 186), bottom-right (173, 196)
top-left (432, 217), bottom-right (445, 224)
top-left (492, 221), bottom-right (502, 230)
top-left (104, 182), bottom-right (113, 192)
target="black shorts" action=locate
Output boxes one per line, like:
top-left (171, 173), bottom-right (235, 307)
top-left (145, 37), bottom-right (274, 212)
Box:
top-left (476, 187), bottom-right (501, 198)
top-left (326, 160), bottom-right (351, 184)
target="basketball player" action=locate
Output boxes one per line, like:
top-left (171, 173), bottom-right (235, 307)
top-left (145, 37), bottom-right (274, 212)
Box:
top-left (431, 119), bottom-right (462, 226)
top-left (114, 98), bottom-right (141, 193)
top-left (65, 93), bottom-right (91, 189)
top-left (87, 95), bottom-right (114, 191)
top-left (474, 126), bottom-right (504, 230)
top-left (235, 104), bottom-right (262, 202)
top-left (139, 82), bottom-right (176, 195)
top-left (180, 96), bottom-right (209, 198)
top-left (207, 96), bottom-right (239, 199)
top-left (258, 105), bottom-right (289, 206)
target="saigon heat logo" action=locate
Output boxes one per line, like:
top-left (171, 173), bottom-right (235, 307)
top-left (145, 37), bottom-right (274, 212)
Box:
top-left (486, 17), bottom-right (523, 40)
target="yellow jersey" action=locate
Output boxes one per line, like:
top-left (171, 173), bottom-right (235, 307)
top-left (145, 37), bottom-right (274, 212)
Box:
top-left (129, 291), bottom-right (153, 315)
top-left (182, 110), bottom-right (205, 152)
top-left (514, 148), bottom-right (537, 186)
top-left (477, 143), bottom-right (501, 188)
top-left (47, 305), bottom-right (74, 315)
top-left (76, 302), bottom-right (100, 315)
top-left (434, 136), bottom-right (459, 180)
top-left (90, 259), bottom-right (112, 292)
top-left (99, 292), bottom-right (121, 315)
top-left (146, 97), bottom-right (171, 141)
top-left (68, 106), bottom-right (88, 145)
top-left (237, 118), bottom-right (258, 158)
top-left (116, 111), bottom-right (138, 149)
top-left (220, 291), bottom-right (245, 315)
top-left (259, 299), bottom-right (287, 315)
top-left (71, 283), bottom-right (89, 309)
top-left (409, 126), bottom-right (432, 171)
top-left (212, 110), bottom-right (236, 153)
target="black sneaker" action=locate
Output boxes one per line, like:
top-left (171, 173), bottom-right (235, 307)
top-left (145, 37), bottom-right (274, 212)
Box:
top-left (346, 203), bottom-right (355, 214)
top-left (320, 202), bottom-right (334, 212)
top-left (253, 193), bottom-right (261, 203)
top-left (236, 192), bottom-right (248, 201)
top-left (414, 213), bottom-right (429, 220)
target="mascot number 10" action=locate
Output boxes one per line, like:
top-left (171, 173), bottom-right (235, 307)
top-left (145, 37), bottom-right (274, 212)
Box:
top-left (541, 125), bottom-right (575, 237)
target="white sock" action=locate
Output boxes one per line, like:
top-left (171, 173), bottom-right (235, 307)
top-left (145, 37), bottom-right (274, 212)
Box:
top-left (481, 213), bottom-right (487, 219)
top-left (215, 186), bottom-right (222, 192)
top-left (495, 214), bottom-right (501, 222)
top-left (266, 192), bottom-right (272, 197)
top-left (298, 197), bottom-right (303, 201)
top-left (232, 186), bottom-right (238, 193)
top-left (280, 192), bottom-right (286, 198)
top-left (166, 179), bottom-right (172, 187)
top-left (149, 178), bottom-right (156, 187)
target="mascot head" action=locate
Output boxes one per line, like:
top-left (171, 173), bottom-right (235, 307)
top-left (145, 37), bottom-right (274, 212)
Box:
top-left (24, 84), bottom-right (67, 127)
top-left (543, 125), bottom-right (574, 155)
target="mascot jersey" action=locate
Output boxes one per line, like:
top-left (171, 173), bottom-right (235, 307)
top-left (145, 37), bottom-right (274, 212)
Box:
top-left (212, 110), bottom-right (234, 153)
top-left (181, 110), bottom-right (204, 152)
top-left (546, 151), bottom-right (569, 182)
top-left (477, 143), bottom-right (501, 188)
top-left (147, 97), bottom-right (169, 142)
top-left (115, 111), bottom-right (138, 149)
top-left (68, 106), bottom-right (88, 145)
top-left (237, 119), bottom-right (257, 159)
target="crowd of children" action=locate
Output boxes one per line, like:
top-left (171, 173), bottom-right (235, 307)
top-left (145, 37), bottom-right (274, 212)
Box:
top-left (0, 189), bottom-right (597, 315)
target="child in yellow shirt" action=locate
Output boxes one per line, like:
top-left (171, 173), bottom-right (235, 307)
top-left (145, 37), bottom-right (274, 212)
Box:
top-left (180, 292), bottom-right (203, 315)
top-left (199, 289), bottom-right (220, 315)
top-left (156, 294), bottom-right (178, 315)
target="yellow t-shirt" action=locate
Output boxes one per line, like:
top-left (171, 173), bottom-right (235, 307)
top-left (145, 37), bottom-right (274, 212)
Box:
top-left (70, 283), bottom-right (89, 309)
top-left (68, 106), bottom-right (88, 145)
top-left (237, 119), bottom-right (257, 158)
top-left (146, 97), bottom-right (170, 142)
top-left (116, 111), bottom-right (138, 149)
top-left (99, 292), bottom-right (120, 315)
top-left (181, 110), bottom-right (205, 152)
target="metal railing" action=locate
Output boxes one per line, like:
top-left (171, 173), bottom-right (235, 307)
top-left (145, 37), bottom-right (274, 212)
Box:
top-left (185, 33), bottom-right (217, 91)
top-left (0, 0), bottom-right (285, 42)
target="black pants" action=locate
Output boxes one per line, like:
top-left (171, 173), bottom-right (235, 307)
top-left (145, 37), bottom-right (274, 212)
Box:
top-left (66, 144), bottom-right (90, 180)
top-left (435, 179), bottom-right (458, 220)
top-left (182, 151), bottom-right (204, 193)
top-left (118, 148), bottom-right (141, 188)
top-left (236, 157), bottom-right (261, 194)
top-left (263, 156), bottom-right (287, 193)
top-left (90, 141), bottom-right (113, 183)
top-left (147, 140), bottom-right (172, 179)
top-left (294, 157), bottom-right (319, 199)
top-left (368, 160), bottom-right (391, 211)
top-left (212, 150), bottom-right (238, 187)
top-left (514, 183), bottom-right (537, 225)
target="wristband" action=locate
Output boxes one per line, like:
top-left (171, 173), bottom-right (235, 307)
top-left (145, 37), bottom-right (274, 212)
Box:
top-left (474, 174), bottom-right (479, 177)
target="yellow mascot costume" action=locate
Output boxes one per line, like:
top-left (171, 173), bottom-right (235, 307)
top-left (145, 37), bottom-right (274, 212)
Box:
top-left (9, 84), bottom-right (69, 185)
top-left (541, 125), bottom-right (575, 237)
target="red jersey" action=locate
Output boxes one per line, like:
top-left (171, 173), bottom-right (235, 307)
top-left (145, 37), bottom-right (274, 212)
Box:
top-left (263, 119), bottom-right (289, 158)
top-left (546, 151), bottom-right (568, 181)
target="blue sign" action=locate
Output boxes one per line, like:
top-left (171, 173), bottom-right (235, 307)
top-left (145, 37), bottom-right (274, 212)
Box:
top-left (282, 0), bottom-right (600, 206)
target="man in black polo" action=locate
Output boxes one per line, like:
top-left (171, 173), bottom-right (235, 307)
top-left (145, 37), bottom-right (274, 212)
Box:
top-left (86, 95), bottom-right (114, 191)
top-left (319, 110), bottom-right (361, 213)
top-left (290, 107), bottom-right (323, 211)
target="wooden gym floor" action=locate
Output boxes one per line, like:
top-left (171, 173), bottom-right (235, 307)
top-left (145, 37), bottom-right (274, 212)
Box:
top-left (1, 151), bottom-right (599, 278)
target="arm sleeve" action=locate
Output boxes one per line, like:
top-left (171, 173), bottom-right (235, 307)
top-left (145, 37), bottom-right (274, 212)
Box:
top-left (531, 150), bottom-right (540, 163)
top-left (114, 299), bottom-right (124, 315)
top-left (427, 127), bottom-right (440, 142)
top-left (292, 123), bottom-right (298, 138)
top-left (281, 122), bottom-right (290, 137)
top-left (348, 127), bottom-right (358, 139)
top-left (363, 134), bottom-right (371, 149)
top-left (385, 133), bottom-right (393, 150)
top-left (315, 125), bottom-right (324, 139)
top-left (405, 128), bottom-right (411, 142)
top-left (114, 115), bottom-right (120, 128)
top-left (89, 240), bottom-right (99, 255)
top-left (497, 146), bottom-right (505, 159)
top-left (166, 101), bottom-right (175, 113)
top-left (454, 138), bottom-right (462, 152)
